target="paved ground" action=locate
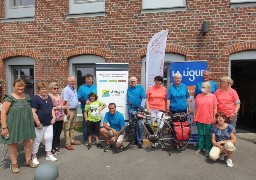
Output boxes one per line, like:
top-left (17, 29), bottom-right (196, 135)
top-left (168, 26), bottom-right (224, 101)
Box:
top-left (1, 131), bottom-right (256, 180)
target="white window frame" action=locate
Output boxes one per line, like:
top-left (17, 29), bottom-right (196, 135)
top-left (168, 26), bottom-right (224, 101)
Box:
top-left (5, 0), bottom-right (35, 19)
top-left (69, 0), bottom-right (105, 15)
top-left (231, 0), bottom-right (256, 3)
top-left (142, 0), bottom-right (186, 10)
top-left (4, 57), bottom-right (35, 95)
top-left (141, 53), bottom-right (186, 89)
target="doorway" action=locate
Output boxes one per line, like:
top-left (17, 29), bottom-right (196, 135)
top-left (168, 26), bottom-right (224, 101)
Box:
top-left (231, 60), bottom-right (256, 130)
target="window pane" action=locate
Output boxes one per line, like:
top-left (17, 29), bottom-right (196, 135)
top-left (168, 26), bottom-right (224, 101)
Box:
top-left (14, 0), bottom-right (35, 6)
top-left (74, 0), bottom-right (104, 3)
top-left (76, 67), bottom-right (94, 89)
top-left (12, 66), bottom-right (34, 97)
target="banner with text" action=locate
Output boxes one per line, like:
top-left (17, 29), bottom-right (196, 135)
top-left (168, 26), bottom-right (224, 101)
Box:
top-left (96, 64), bottom-right (129, 121)
top-left (146, 30), bottom-right (169, 90)
top-left (170, 61), bottom-right (208, 143)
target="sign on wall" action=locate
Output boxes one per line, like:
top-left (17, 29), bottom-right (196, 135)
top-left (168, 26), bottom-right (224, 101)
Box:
top-left (96, 64), bottom-right (129, 121)
top-left (170, 61), bottom-right (208, 143)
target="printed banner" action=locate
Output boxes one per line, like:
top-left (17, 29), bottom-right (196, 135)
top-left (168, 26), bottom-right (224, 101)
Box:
top-left (170, 61), bottom-right (208, 143)
top-left (96, 66), bottom-right (128, 121)
top-left (146, 30), bottom-right (169, 90)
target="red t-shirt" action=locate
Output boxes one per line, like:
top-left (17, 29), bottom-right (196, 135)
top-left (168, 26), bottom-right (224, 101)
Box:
top-left (194, 93), bottom-right (218, 124)
top-left (214, 88), bottom-right (240, 117)
top-left (146, 85), bottom-right (167, 110)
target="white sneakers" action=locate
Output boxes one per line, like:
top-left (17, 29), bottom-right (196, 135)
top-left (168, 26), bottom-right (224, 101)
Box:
top-left (32, 154), bottom-right (57, 164)
top-left (32, 157), bottom-right (39, 165)
top-left (46, 154), bottom-right (57, 161)
top-left (226, 159), bottom-right (233, 167)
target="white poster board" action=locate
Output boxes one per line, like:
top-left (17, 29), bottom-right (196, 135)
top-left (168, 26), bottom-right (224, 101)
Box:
top-left (96, 64), bottom-right (129, 121)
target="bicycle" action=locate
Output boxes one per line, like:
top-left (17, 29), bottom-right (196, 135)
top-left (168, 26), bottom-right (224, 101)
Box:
top-left (159, 112), bottom-right (191, 155)
top-left (116, 106), bottom-right (190, 156)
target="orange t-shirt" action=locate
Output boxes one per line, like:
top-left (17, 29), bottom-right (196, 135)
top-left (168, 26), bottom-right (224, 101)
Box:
top-left (194, 93), bottom-right (218, 124)
top-left (214, 88), bottom-right (240, 117)
top-left (146, 85), bottom-right (167, 110)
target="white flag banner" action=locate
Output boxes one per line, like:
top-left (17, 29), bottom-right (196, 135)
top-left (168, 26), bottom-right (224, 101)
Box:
top-left (146, 30), bottom-right (169, 90)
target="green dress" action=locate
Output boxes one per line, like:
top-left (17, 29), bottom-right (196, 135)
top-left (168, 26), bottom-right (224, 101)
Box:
top-left (0, 94), bottom-right (36, 144)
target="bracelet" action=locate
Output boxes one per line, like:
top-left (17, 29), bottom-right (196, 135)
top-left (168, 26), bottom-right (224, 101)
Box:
top-left (37, 123), bottom-right (42, 126)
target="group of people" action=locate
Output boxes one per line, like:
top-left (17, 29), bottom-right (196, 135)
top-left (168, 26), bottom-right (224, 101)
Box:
top-left (128, 70), bottom-right (240, 168)
top-left (0, 70), bottom-right (240, 173)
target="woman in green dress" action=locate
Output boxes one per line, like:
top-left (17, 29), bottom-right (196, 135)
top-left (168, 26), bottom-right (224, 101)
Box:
top-left (0, 79), bottom-right (37, 173)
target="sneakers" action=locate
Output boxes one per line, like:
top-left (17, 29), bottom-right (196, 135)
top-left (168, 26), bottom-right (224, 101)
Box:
top-left (226, 159), bottom-right (233, 167)
top-left (104, 144), bottom-right (110, 152)
top-left (205, 151), bottom-right (209, 157)
top-left (151, 142), bottom-right (158, 148)
top-left (137, 143), bottom-right (143, 149)
top-left (219, 154), bottom-right (225, 161)
top-left (87, 143), bottom-right (92, 150)
top-left (194, 149), bottom-right (202, 155)
top-left (51, 149), bottom-right (57, 155)
top-left (55, 147), bottom-right (61, 153)
top-left (32, 157), bottom-right (39, 165)
top-left (95, 142), bottom-right (103, 149)
top-left (46, 154), bottom-right (57, 161)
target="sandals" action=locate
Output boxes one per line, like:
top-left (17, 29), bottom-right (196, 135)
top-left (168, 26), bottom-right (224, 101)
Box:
top-left (24, 159), bottom-right (38, 168)
top-left (10, 164), bottom-right (19, 173)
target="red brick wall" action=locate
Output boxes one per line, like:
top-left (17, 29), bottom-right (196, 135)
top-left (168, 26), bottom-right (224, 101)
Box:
top-left (0, 0), bottom-right (256, 93)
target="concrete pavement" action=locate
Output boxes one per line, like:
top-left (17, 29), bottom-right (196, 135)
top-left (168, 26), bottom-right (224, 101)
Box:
top-left (0, 131), bottom-right (256, 180)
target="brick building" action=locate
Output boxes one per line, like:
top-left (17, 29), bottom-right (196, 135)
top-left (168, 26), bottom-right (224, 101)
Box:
top-left (0, 0), bottom-right (256, 128)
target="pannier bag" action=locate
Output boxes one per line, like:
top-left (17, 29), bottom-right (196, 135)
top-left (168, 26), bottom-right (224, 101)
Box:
top-left (173, 121), bottom-right (190, 141)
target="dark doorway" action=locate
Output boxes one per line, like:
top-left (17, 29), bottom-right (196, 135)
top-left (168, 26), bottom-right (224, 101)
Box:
top-left (231, 60), bottom-right (256, 131)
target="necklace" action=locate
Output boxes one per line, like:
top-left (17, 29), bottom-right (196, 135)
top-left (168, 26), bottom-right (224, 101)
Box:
top-left (38, 94), bottom-right (48, 103)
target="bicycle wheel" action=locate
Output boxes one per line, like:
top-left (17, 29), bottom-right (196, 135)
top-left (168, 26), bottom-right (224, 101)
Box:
top-left (116, 124), bottom-right (135, 151)
top-left (159, 122), bottom-right (175, 150)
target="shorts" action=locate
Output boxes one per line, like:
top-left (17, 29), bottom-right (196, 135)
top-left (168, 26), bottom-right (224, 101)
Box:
top-left (87, 121), bottom-right (100, 136)
top-left (209, 142), bottom-right (236, 161)
top-left (107, 129), bottom-right (123, 143)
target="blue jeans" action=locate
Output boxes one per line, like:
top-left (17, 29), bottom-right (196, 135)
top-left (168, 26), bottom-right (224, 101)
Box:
top-left (82, 110), bottom-right (87, 142)
top-left (137, 119), bottom-right (144, 144)
top-left (129, 110), bottom-right (144, 144)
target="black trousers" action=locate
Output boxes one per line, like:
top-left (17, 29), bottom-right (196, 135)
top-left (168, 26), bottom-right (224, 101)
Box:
top-left (52, 121), bottom-right (63, 150)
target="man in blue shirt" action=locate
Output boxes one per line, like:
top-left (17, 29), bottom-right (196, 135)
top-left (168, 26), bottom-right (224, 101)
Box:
top-left (61, 76), bottom-right (81, 150)
top-left (127, 76), bottom-right (146, 148)
top-left (167, 73), bottom-right (191, 113)
top-left (77, 74), bottom-right (97, 144)
top-left (100, 103), bottom-right (125, 152)
top-left (194, 70), bottom-right (218, 97)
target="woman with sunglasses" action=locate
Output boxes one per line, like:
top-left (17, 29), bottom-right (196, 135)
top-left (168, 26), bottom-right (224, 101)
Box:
top-left (48, 82), bottom-right (65, 154)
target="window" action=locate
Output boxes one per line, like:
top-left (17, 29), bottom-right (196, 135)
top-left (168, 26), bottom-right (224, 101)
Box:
top-left (13, 0), bottom-right (35, 6)
top-left (231, 0), bottom-right (256, 3)
top-left (230, 0), bottom-right (256, 7)
top-left (5, 57), bottom-right (35, 97)
top-left (5, 0), bottom-right (35, 19)
top-left (69, 0), bottom-right (105, 16)
top-left (69, 55), bottom-right (105, 116)
top-left (142, 0), bottom-right (186, 11)
top-left (141, 53), bottom-right (186, 89)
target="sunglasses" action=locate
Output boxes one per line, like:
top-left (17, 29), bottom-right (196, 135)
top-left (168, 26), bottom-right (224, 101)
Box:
top-left (53, 88), bottom-right (59, 90)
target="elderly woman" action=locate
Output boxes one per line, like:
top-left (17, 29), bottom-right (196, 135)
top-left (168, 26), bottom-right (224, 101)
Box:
top-left (146, 76), bottom-right (167, 147)
top-left (48, 82), bottom-right (65, 154)
top-left (194, 82), bottom-right (218, 157)
top-left (209, 112), bottom-right (236, 167)
top-left (194, 70), bottom-right (218, 97)
top-left (214, 76), bottom-right (240, 128)
top-left (166, 73), bottom-right (191, 114)
top-left (0, 79), bottom-right (37, 173)
top-left (31, 82), bottom-right (57, 165)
